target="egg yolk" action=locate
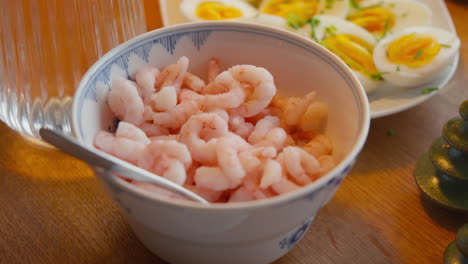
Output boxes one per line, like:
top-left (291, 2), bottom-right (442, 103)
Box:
top-left (321, 34), bottom-right (379, 78)
top-left (347, 7), bottom-right (395, 35)
top-left (262, 0), bottom-right (319, 21)
top-left (196, 2), bottom-right (243, 20)
top-left (387, 33), bottom-right (441, 68)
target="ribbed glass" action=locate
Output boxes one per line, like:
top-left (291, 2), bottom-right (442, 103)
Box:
top-left (0, 0), bottom-right (146, 139)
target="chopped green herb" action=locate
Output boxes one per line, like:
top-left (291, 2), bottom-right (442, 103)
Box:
top-left (381, 18), bottom-right (391, 39)
top-left (440, 44), bottom-right (451, 48)
top-left (396, 65), bottom-right (400, 72)
top-left (401, 12), bottom-right (408, 18)
top-left (350, 0), bottom-right (360, 8)
top-left (325, 0), bottom-right (335, 9)
top-left (307, 17), bottom-right (321, 41)
top-left (421, 87), bottom-right (439, 94)
top-left (325, 25), bottom-right (337, 36)
top-left (414, 49), bottom-right (424, 59)
top-left (287, 14), bottom-right (303, 29)
top-left (370, 72), bottom-right (387, 81)
top-left (387, 129), bottom-right (395, 136)
top-left (389, 3), bottom-right (396, 7)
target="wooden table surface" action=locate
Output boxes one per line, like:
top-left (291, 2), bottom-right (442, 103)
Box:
top-left (1, 1), bottom-right (468, 263)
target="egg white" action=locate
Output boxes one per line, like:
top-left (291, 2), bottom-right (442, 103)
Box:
top-left (299, 15), bottom-right (383, 94)
top-left (348, 0), bottom-right (432, 37)
top-left (180, 0), bottom-right (257, 22)
top-left (373, 26), bottom-right (460, 87)
top-left (242, 14), bottom-right (290, 31)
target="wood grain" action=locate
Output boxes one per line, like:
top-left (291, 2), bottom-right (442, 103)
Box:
top-left (1, 1), bottom-right (468, 263)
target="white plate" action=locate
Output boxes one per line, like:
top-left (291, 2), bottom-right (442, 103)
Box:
top-left (159, 0), bottom-right (459, 119)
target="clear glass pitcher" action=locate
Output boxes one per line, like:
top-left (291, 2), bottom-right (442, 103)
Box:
top-left (0, 0), bottom-right (147, 139)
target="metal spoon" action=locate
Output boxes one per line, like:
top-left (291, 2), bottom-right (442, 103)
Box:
top-left (39, 128), bottom-right (210, 205)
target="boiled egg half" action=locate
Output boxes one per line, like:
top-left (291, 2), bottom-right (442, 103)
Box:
top-left (180, 0), bottom-right (257, 22)
top-left (347, 0), bottom-right (432, 39)
top-left (299, 15), bottom-right (383, 94)
top-left (373, 26), bottom-right (460, 87)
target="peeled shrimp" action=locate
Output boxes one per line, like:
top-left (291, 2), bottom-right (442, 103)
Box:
top-left (216, 134), bottom-right (251, 186)
top-left (229, 114), bottom-right (255, 140)
top-left (149, 85), bottom-right (177, 112)
top-left (202, 71), bottom-right (246, 110)
top-left (138, 122), bottom-right (170, 137)
top-left (194, 166), bottom-right (232, 191)
top-left (228, 186), bottom-right (254, 203)
top-left (151, 155), bottom-right (187, 185)
top-left (183, 72), bottom-right (206, 92)
top-left (228, 65), bottom-right (276, 117)
top-left (208, 58), bottom-right (220, 84)
top-left (275, 92), bottom-right (316, 127)
top-left (179, 113), bottom-right (229, 164)
top-left (318, 155), bottom-right (335, 175)
top-left (248, 115), bottom-right (280, 144)
top-left (298, 101), bottom-right (329, 133)
top-left (302, 134), bottom-right (333, 157)
top-left (282, 147), bottom-right (321, 185)
top-left (155, 56), bottom-right (189, 92)
top-left (259, 159), bottom-right (282, 189)
top-left (94, 131), bottom-right (146, 165)
top-left (134, 66), bottom-right (159, 101)
top-left (254, 127), bottom-right (288, 151)
top-left (143, 99), bottom-right (201, 130)
top-left (107, 78), bottom-right (145, 125)
top-left (115, 121), bottom-right (150, 144)
top-left (138, 139), bottom-right (192, 170)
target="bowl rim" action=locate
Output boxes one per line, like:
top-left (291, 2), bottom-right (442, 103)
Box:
top-left (72, 21), bottom-right (370, 211)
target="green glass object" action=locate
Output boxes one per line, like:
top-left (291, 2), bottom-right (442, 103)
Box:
top-left (443, 118), bottom-right (468, 153)
top-left (414, 153), bottom-right (468, 212)
top-left (457, 224), bottom-right (468, 258)
top-left (429, 137), bottom-right (468, 180)
top-left (443, 224), bottom-right (468, 264)
top-left (459, 101), bottom-right (468, 120)
top-left (444, 242), bottom-right (468, 264)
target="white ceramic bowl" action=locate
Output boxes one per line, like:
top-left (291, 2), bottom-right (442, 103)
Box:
top-left (72, 22), bottom-right (370, 264)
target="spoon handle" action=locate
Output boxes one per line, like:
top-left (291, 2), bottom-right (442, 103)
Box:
top-left (39, 128), bottom-right (209, 205)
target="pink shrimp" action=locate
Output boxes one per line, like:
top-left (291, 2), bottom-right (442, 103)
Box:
top-left (201, 71), bottom-right (246, 110)
top-left (138, 122), bottom-right (170, 137)
top-left (179, 113), bottom-right (229, 165)
top-left (208, 58), bottom-right (220, 83)
top-left (298, 101), bottom-right (329, 133)
top-left (259, 159), bottom-right (282, 189)
top-left (143, 99), bottom-right (201, 130)
top-left (216, 133), bottom-right (251, 187)
top-left (138, 139), bottom-right (192, 170)
top-left (186, 184), bottom-right (225, 203)
top-left (277, 92), bottom-right (316, 127)
top-left (94, 132), bottom-right (146, 165)
top-left (318, 155), bottom-right (335, 175)
top-left (107, 78), bottom-right (145, 125)
top-left (228, 65), bottom-right (276, 117)
top-left (194, 166), bottom-right (232, 191)
top-left (155, 56), bottom-right (189, 92)
top-left (115, 121), bottom-right (150, 144)
top-left (149, 85), bottom-right (178, 112)
top-left (138, 139), bottom-right (192, 185)
top-left (134, 66), bottom-right (160, 101)
top-left (302, 134), bottom-right (333, 157)
top-left (282, 146), bottom-right (321, 185)
top-left (183, 72), bottom-right (206, 92)
top-left (254, 127), bottom-right (288, 151)
top-left (247, 115), bottom-right (280, 144)
top-left (179, 88), bottom-right (205, 103)
top-left (229, 114), bottom-right (255, 140)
